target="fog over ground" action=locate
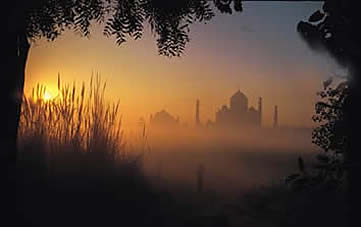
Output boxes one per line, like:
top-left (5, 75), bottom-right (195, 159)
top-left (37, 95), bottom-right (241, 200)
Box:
top-left (136, 126), bottom-right (318, 195)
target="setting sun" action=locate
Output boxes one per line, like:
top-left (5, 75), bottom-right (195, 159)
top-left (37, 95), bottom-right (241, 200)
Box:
top-left (10, 1), bottom-right (355, 226)
top-left (44, 90), bottom-right (53, 101)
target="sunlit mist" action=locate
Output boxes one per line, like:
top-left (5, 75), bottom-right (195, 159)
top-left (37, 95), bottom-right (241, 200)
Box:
top-left (17, 2), bottom-right (349, 226)
top-left (25, 2), bottom-right (343, 132)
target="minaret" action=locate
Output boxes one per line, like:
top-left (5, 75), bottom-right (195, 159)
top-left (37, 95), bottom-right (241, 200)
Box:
top-left (195, 99), bottom-right (201, 126)
top-left (273, 105), bottom-right (278, 128)
top-left (258, 97), bottom-right (262, 127)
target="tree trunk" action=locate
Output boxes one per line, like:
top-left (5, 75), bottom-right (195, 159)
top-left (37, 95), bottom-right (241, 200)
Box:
top-left (345, 61), bottom-right (361, 227)
top-left (0, 30), bottom-right (30, 224)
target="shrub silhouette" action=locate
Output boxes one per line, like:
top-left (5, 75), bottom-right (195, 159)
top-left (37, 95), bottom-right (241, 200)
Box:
top-left (286, 78), bottom-right (348, 190)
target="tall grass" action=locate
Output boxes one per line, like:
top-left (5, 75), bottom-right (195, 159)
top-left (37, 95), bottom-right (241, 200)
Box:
top-left (16, 74), bottom-right (153, 227)
top-left (17, 74), bottom-right (346, 227)
top-left (19, 75), bottom-right (147, 173)
top-left (19, 74), bottom-right (124, 155)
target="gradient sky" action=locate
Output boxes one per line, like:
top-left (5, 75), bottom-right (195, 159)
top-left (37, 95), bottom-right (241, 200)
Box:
top-left (25, 2), bottom-right (343, 130)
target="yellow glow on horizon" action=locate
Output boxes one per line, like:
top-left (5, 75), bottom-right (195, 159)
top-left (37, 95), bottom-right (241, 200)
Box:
top-left (24, 4), bottom-right (337, 130)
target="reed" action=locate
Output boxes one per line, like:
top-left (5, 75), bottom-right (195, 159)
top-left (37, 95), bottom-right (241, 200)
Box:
top-left (17, 73), bottom-right (143, 175)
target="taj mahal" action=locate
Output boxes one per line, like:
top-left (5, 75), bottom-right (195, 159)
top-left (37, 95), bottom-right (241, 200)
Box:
top-left (150, 90), bottom-right (278, 129)
top-left (215, 90), bottom-right (262, 128)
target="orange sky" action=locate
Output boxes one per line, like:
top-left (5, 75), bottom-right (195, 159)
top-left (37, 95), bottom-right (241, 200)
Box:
top-left (25, 2), bottom-right (343, 130)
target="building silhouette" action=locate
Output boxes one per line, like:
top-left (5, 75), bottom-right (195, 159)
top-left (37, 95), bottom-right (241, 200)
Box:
top-left (258, 97), bottom-right (263, 126)
top-left (195, 99), bottom-right (201, 127)
top-left (150, 109), bottom-right (179, 129)
top-left (273, 105), bottom-right (278, 128)
top-left (152, 91), bottom-right (277, 130)
top-left (215, 90), bottom-right (263, 129)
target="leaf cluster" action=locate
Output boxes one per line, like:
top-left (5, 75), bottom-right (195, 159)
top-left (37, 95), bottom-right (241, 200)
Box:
top-left (297, 0), bottom-right (361, 67)
top-left (20, 0), bottom-right (242, 57)
top-left (286, 79), bottom-right (348, 190)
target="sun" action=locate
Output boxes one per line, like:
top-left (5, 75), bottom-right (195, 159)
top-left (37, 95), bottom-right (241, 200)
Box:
top-left (44, 90), bottom-right (53, 101)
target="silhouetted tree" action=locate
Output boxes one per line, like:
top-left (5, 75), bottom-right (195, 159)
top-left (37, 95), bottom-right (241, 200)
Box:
top-left (2, 0), bottom-right (242, 164)
top-left (2, 0), bottom-right (242, 223)
top-left (297, 1), bottom-right (361, 224)
top-left (312, 79), bottom-right (348, 161)
top-left (286, 79), bottom-right (348, 190)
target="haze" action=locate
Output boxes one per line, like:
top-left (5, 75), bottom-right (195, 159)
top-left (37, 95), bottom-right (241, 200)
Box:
top-left (25, 2), bottom-right (341, 131)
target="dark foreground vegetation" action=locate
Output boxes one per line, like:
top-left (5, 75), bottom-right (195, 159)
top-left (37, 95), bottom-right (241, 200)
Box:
top-left (16, 77), bottom-right (348, 227)
top-left (16, 77), bottom-right (153, 226)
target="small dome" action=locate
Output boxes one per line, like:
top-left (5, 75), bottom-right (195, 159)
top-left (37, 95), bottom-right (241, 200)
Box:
top-left (152, 110), bottom-right (178, 126)
top-left (232, 90), bottom-right (247, 99)
top-left (230, 90), bottom-right (248, 112)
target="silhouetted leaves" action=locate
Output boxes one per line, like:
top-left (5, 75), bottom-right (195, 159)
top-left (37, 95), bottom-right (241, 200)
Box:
top-left (20, 0), bottom-right (242, 57)
top-left (308, 10), bottom-right (325, 23)
top-left (312, 80), bottom-right (348, 155)
top-left (297, 1), bottom-right (361, 68)
top-left (287, 79), bottom-right (348, 190)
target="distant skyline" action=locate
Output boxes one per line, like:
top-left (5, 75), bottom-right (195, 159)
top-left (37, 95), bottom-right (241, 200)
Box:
top-left (26, 2), bottom-right (343, 130)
